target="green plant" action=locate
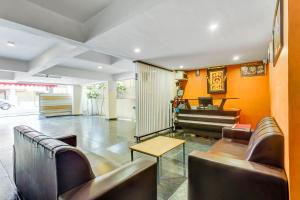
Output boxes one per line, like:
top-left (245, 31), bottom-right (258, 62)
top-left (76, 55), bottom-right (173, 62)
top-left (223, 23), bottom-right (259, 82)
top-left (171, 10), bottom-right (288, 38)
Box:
top-left (117, 82), bottom-right (126, 95)
top-left (86, 83), bottom-right (105, 99)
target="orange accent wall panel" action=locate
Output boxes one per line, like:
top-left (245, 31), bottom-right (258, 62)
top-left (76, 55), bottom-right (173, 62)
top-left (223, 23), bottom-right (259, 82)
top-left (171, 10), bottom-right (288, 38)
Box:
top-left (269, 0), bottom-right (290, 196)
top-left (288, 0), bottom-right (300, 198)
top-left (182, 64), bottom-right (270, 127)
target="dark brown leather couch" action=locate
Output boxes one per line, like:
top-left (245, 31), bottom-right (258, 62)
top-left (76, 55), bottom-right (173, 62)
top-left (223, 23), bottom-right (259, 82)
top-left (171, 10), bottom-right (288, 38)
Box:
top-left (13, 126), bottom-right (157, 200)
top-left (188, 117), bottom-right (289, 200)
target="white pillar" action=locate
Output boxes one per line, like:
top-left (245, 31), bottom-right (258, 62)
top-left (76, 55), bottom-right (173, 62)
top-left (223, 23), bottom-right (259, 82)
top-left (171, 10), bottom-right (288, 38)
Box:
top-left (72, 85), bottom-right (82, 115)
top-left (9, 85), bottom-right (17, 105)
top-left (105, 81), bottom-right (117, 120)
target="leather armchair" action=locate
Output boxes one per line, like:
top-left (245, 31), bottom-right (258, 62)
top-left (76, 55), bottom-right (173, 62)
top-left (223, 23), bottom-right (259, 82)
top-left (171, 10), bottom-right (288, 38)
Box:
top-left (188, 117), bottom-right (289, 200)
top-left (13, 126), bottom-right (157, 200)
top-left (55, 135), bottom-right (77, 147)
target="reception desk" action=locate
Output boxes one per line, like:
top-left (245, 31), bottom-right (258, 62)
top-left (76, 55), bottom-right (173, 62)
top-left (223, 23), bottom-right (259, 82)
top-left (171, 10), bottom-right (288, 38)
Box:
top-left (39, 94), bottom-right (73, 117)
top-left (175, 108), bottom-right (241, 138)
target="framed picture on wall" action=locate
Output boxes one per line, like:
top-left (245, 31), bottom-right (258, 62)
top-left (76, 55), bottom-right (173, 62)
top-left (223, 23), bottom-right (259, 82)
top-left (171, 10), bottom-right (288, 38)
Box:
top-left (207, 67), bottom-right (227, 94)
top-left (272, 0), bottom-right (284, 67)
top-left (240, 63), bottom-right (266, 77)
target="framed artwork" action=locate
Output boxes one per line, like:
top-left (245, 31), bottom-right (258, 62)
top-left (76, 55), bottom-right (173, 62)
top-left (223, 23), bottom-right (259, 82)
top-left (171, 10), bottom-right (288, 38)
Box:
top-left (241, 64), bottom-right (266, 77)
top-left (272, 0), bottom-right (283, 66)
top-left (207, 67), bottom-right (227, 94)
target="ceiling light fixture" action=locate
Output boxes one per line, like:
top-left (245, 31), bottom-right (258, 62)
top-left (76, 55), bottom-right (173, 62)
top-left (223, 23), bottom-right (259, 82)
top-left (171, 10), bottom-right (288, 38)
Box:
top-left (97, 66), bottom-right (103, 69)
top-left (7, 41), bottom-right (15, 47)
top-left (134, 48), bottom-right (141, 53)
top-left (233, 55), bottom-right (240, 61)
top-left (209, 23), bottom-right (219, 32)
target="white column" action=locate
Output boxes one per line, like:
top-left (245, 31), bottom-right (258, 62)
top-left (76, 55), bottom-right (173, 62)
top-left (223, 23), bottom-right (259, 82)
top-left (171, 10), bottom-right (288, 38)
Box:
top-left (72, 85), bottom-right (82, 115)
top-left (9, 85), bottom-right (17, 105)
top-left (105, 81), bottom-right (117, 120)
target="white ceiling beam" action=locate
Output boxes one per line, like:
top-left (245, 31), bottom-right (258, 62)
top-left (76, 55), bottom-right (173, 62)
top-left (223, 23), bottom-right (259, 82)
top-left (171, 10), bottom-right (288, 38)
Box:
top-left (27, 44), bottom-right (88, 76)
top-left (42, 66), bottom-right (113, 81)
top-left (75, 51), bottom-right (113, 65)
top-left (84, 0), bottom-right (164, 42)
top-left (12, 73), bottom-right (99, 86)
top-left (14, 44), bottom-right (88, 81)
top-left (0, 57), bottom-right (28, 72)
top-left (0, 0), bottom-right (84, 42)
top-left (113, 72), bottom-right (135, 81)
top-left (0, 71), bottom-right (14, 80)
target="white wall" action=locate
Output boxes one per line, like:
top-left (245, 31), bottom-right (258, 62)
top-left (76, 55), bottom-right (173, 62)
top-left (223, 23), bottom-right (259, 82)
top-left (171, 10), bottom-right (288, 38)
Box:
top-left (104, 81), bottom-right (117, 119)
top-left (117, 98), bottom-right (135, 120)
top-left (72, 85), bottom-right (82, 115)
top-left (116, 79), bottom-right (136, 120)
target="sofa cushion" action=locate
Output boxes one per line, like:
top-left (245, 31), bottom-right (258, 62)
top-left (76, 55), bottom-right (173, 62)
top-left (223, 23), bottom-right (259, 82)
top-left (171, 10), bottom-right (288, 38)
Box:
top-left (245, 117), bottom-right (284, 168)
top-left (209, 139), bottom-right (248, 160)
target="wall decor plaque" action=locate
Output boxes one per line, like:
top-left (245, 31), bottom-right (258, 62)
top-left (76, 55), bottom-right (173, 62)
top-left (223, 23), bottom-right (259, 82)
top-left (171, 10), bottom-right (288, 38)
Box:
top-left (241, 63), bottom-right (265, 77)
top-left (207, 67), bottom-right (227, 94)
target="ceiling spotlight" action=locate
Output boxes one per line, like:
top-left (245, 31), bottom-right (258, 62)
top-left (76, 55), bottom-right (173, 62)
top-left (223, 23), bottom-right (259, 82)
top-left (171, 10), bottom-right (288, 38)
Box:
top-left (7, 41), bottom-right (15, 47)
top-left (180, 65), bottom-right (184, 69)
top-left (209, 23), bottom-right (219, 32)
top-left (97, 66), bottom-right (103, 69)
top-left (233, 55), bottom-right (240, 61)
top-left (134, 48), bottom-right (141, 53)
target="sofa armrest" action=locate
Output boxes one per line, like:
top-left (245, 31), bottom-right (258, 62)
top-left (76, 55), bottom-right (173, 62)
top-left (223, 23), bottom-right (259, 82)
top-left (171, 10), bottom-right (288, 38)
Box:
top-left (55, 135), bottom-right (77, 147)
top-left (188, 151), bottom-right (288, 200)
top-left (222, 127), bottom-right (252, 141)
top-left (59, 159), bottom-right (157, 200)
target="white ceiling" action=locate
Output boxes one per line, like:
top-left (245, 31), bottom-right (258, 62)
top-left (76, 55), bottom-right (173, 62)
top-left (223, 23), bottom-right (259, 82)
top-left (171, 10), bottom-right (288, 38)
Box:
top-left (0, 0), bottom-right (276, 84)
top-left (88, 0), bottom-right (275, 69)
top-left (0, 26), bottom-right (57, 61)
top-left (57, 57), bottom-right (133, 74)
top-left (25, 0), bottom-right (114, 22)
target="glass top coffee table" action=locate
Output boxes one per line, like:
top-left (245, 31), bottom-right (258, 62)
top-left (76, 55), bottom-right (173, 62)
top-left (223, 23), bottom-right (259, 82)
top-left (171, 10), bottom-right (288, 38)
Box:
top-left (130, 136), bottom-right (186, 182)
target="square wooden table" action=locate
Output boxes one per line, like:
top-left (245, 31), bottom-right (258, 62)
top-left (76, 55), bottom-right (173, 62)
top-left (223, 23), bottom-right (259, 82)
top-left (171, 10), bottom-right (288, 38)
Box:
top-left (130, 136), bottom-right (186, 181)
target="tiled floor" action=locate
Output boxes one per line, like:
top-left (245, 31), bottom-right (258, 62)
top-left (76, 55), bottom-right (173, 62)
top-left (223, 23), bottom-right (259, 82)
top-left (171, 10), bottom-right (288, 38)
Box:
top-left (0, 115), bottom-right (216, 200)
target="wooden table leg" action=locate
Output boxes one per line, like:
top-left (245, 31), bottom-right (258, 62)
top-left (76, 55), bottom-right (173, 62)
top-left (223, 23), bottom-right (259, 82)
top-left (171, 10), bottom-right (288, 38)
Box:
top-left (157, 157), bottom-right (160, 184)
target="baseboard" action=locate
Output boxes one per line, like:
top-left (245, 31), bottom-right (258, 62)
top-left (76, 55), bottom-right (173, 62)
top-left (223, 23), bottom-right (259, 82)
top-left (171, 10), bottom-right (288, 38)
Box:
top-left (106, 117), bottom-right (118, 120)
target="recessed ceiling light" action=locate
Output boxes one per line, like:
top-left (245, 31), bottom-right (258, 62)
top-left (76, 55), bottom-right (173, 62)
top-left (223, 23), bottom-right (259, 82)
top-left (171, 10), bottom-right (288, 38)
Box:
top-left (180, 65), bottom-right (184, 69)
top-left (209, 23), bottom-right (219, 32)
top-left (7, 41), bottom-right (15, 47)
top-left (233, 55), bottom-right (240, 61)
top-left (134, 48), bottom-right (141, 53)
top-left (97, 66), bottom-right (103, 69)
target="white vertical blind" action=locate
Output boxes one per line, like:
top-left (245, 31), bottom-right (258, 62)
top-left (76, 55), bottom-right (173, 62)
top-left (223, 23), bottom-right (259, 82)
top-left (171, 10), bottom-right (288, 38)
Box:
top-left (135, 62), bottom-right (174, 137)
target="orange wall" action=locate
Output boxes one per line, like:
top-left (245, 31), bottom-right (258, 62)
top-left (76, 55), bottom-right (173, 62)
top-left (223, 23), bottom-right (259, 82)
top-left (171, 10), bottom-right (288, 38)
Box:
top-left (183, 63), bottom-right (270, 127)
top-left (269, 0), bottom-right (290, 196)
top-left (288, 0), bottom-right (300, 199)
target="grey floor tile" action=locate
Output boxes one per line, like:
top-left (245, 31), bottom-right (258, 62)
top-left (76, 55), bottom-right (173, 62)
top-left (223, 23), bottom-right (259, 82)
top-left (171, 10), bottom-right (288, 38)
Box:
top-left (0, 115), bottom-right (216, 200)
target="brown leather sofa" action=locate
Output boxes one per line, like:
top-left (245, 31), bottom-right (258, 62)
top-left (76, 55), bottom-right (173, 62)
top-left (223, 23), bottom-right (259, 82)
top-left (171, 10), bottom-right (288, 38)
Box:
top-left (188, 117), bottom-right (289, 200)
top-left (13, 126), bottom-right (157, 200)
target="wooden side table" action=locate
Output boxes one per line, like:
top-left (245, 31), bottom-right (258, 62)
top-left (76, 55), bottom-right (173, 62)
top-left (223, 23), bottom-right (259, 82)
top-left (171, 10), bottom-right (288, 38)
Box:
top-left (130, 136), bottom-right (185, 183)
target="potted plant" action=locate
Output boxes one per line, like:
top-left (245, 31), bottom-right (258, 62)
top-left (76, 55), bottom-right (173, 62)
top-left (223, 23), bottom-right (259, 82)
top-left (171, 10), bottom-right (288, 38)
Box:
top-left (117, 82), bottom-right (127, 99)
top-left (86, 83), bottom-right (106, 115)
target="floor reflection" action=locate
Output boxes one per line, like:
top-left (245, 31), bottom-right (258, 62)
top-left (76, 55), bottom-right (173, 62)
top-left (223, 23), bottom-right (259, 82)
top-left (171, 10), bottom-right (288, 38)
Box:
top-left (0, 115), bottom-right (215, 200)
